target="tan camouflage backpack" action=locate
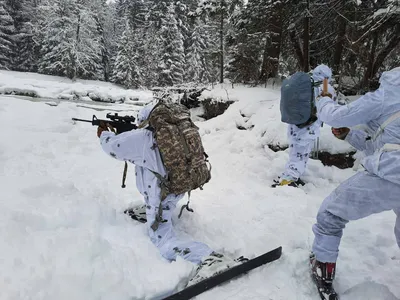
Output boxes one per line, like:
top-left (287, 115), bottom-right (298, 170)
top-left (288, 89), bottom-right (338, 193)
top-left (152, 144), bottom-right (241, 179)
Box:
top-left (144, 101), bottom-right (211, 200)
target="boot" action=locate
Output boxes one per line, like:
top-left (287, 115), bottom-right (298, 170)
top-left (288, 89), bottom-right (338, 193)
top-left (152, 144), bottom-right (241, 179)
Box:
top-left (310, 253), bottom-right (338, 300)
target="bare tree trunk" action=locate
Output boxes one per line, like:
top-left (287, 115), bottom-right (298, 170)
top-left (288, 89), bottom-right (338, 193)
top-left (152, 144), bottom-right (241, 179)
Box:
top-left (372, 25), bottom-right (400, 76)
top-left (219, 0), bottom-right (224, 84)
top-left (357, 25), bottom-right (400, 91)
top-left (259, 2), bottom-right (283, 82)
top-left (303, 0), bottom-right (310, 72)
top-left (361, 32), bottom-right (378, 90)
top-left (333, 0), bottom-right (347, 72)
top-left (290, 28), bottom-right (304, 68)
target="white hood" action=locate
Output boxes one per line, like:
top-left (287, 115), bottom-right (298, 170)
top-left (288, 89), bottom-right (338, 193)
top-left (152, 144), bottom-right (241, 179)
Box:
top-left (137, 103), bottom-right (156, 125)
top-left (312, 64), bottom-right (333, 82)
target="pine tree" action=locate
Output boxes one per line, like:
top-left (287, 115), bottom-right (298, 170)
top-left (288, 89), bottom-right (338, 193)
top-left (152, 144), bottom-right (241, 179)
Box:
top-left (87, 0), bottom-right (111, 80)
top-left (6, 0), bottom-right (38, 71)
top-left (0, 0), bottom-right (15, 69)
top-left (185, 18), bottom-right (212, 83)
top-left (126, 0), bottom-right (147, 29)
top-left (38, 0), bottom-right (77, 77)
top-left (138, 25), bottom-right (162, 87)
top-left (111, 19), bottom-right (141, 88)
top-left (225, 28), bottom-right (264, 83)
top-left (195, 0), bottom-right (244, 83)
top-left (38, 0), bottom-right (102, 80)
top-left (157, 3), bottom-right (185, 86)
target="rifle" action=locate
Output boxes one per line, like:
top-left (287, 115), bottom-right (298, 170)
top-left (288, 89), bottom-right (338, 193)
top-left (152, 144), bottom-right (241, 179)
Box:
top-left (72, 113), bottom-right (138, 189)
top-left (72, 113), bottom-right (137, 134)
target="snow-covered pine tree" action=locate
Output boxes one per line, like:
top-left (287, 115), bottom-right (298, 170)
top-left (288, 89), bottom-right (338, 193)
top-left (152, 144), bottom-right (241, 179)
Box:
top-left (38, 0), bottom-right (102, 80)
top-left (86, 0), bottom-right (111, 80)
top-left (6, 0), bottom-right (38, 71)
top-left (157, 3), bottom-right (185, 86)
top-left (228, 0), bottom-right (288, 82)
top-left (173, 1), bottom-right (190, 49)
top-left (224, 0), bottom-right (264, 83)
top-left (195, 0), bottom-right (244, 83)
top-left (113, 0), bottom-right (147, 34)
top-left (74, 0), bottom-right (103, 79)
top-left (0, 0), bottom-right (15, 69)
top-left (225, 25), bottom-right (264, 83)
top-left (185, 18), bottom-right (212, 83)
top-left (136, 24), bottom-right (161, 87)
top-left (126, 0), bottom-right (147, 30)
top-left (111, 18), bottom-right (141, 88)
top-left (38, 0), bottom-right (77, 78)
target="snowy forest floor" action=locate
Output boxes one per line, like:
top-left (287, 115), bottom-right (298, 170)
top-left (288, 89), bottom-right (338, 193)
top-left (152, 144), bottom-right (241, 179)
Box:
top-left (1, 76), bottom-right (399, 300)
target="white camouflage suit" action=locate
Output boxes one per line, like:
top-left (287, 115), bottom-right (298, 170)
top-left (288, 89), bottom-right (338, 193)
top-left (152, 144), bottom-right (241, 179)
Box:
top-left (312, 67), bottom-right (400, 263)
top-left (281, 65), bottom-right (337, 182)
top-left (99, 104), bottom-right (213, 264)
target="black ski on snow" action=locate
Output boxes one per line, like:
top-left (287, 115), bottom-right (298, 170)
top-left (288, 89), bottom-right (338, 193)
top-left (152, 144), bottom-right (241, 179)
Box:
top-left (311, 273), bottom-right (339, 300)
top-left (162, 246), bottom-right (282, 300)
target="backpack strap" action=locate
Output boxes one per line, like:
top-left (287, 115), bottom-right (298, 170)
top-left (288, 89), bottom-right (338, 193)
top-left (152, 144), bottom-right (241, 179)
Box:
top-left (121, 161), bottom-right (128, 188)
top-left (150, 203), bottom-right (165, 231)
top-left (296, 78), bottom-right (321, 128)
top-left (372, 111), bottom-right (400, 141)
top-left (178, 191), bottom-right (194, 218)
top-left (147, 169), bottom-right (170, 231)
top-left (178, 152), bottom-right (211, 219)
top-left (148, 169), bottom-right (170, 200)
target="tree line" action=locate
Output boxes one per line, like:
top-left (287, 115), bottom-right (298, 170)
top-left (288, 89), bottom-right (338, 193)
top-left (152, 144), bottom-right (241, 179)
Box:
top-left (0, 0), bottom-right (399, 93)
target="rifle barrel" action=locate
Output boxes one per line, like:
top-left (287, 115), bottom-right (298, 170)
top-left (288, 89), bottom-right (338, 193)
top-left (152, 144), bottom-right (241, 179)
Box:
top-left (72, 118), bottom-right (92, 123)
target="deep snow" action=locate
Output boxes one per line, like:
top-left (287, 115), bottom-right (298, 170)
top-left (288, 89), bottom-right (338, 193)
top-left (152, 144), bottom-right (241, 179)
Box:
top-left (0, 77), bottom-right (399, 300)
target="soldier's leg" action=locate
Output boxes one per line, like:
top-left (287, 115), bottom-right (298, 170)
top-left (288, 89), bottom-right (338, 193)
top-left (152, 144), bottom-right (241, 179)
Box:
top-left (282, 122), bottom-right (321, 182)
top-left (146, 195), bottom-right (213, 264)
top-left (312, 171), bottom-right (400, 262)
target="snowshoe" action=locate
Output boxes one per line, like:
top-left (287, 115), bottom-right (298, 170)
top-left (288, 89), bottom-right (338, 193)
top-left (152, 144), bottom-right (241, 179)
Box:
top-left (124, 204), bottom-right (147, 223)
top-left (271, 177), bottom-right (306, 188)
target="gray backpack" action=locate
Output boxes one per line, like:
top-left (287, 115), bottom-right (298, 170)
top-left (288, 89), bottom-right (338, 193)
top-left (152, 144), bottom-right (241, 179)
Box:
top-left (280, 72), bottom-right (320, 126)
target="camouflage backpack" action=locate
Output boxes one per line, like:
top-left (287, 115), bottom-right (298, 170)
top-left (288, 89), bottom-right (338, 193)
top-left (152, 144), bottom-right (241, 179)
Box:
top-left (144, 101), bottom-right (211, 200)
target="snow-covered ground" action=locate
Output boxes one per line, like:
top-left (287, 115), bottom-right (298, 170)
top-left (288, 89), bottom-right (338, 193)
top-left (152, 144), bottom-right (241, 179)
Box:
top-left (0, 70), bottom-right (152, 104)
top-left (1, 79), bottom-right (399, 300)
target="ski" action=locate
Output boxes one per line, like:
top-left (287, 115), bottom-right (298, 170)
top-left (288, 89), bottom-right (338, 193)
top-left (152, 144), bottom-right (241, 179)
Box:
top-left (162, 246), bottom-right (282, 300)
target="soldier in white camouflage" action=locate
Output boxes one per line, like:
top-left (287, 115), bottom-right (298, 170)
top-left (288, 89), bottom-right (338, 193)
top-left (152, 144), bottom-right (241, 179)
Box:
top-left (97, 103), bottom-right (242, 285)
top-left (274, 64), bottom-right (337, 187)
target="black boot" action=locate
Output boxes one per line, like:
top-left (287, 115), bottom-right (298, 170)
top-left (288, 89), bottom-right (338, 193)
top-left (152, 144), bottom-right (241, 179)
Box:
top-left (310, 253), bottom-right (338, 300)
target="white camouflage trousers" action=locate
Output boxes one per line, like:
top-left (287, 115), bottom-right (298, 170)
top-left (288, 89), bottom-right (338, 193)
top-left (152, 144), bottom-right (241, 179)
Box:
top-left (312, 171), bottom-right (400, 263)
top-left (281, 121), bottom-right (321, 181)
top-left (146, 194), bottom-right (213, 264)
